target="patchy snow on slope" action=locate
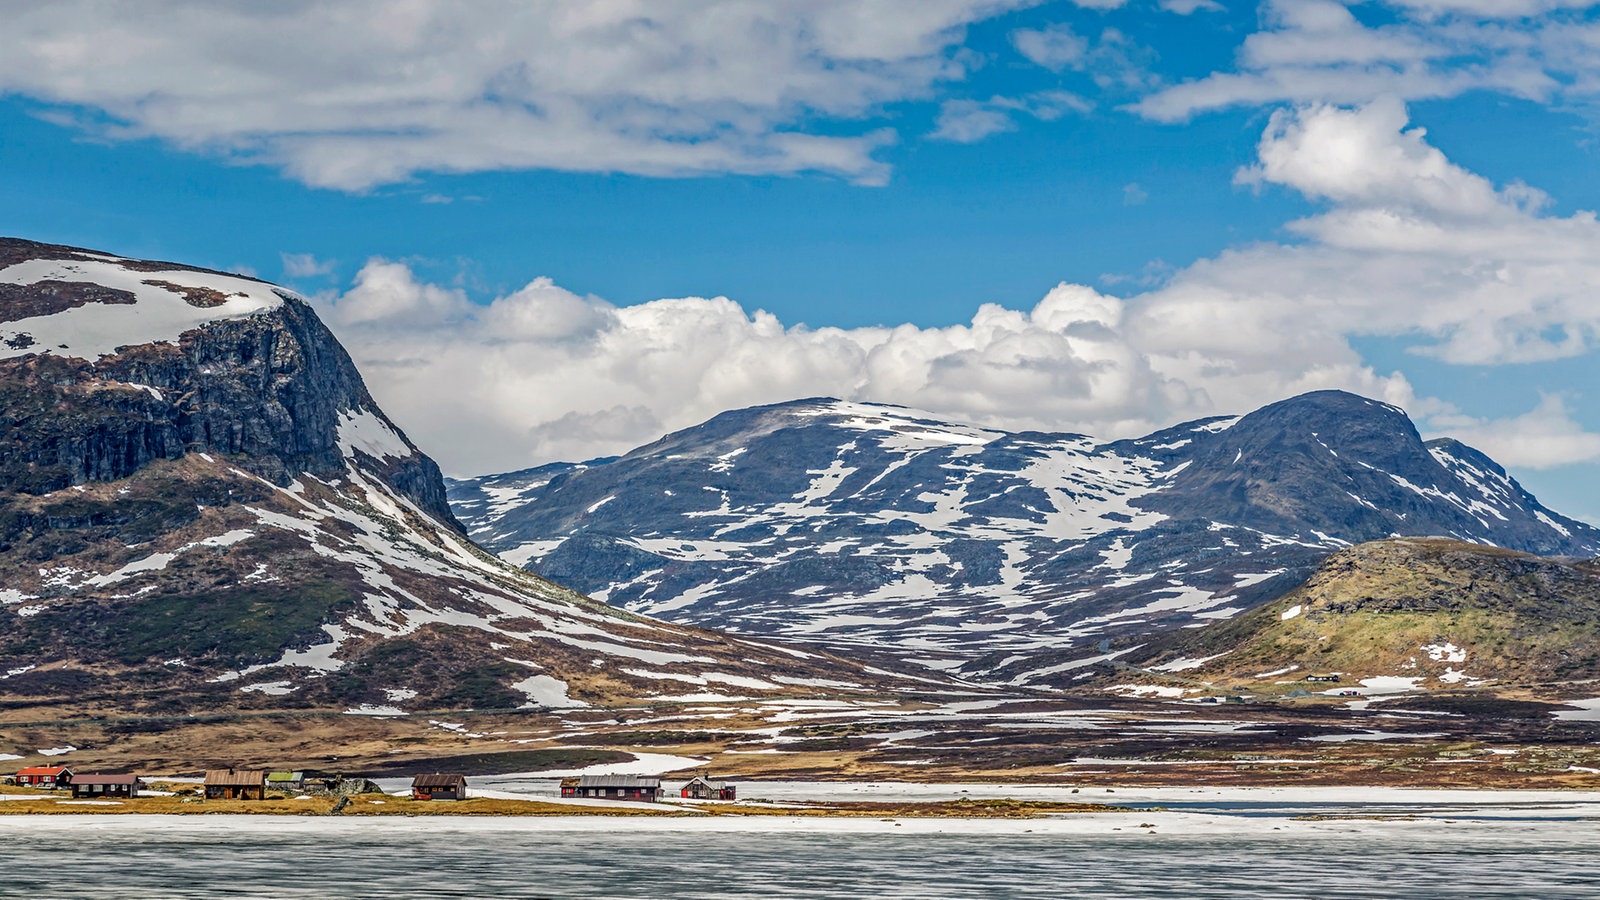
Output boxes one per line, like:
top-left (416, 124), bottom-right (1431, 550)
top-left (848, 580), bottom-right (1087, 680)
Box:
top-left (1422, 642), bottom-right (1467, 664)
top-left (0, 256), bottom-right (287, 361)
top-left (512, 673), bottom-right (587, 709)
top-left (336, 408), bottom-right (412, 462)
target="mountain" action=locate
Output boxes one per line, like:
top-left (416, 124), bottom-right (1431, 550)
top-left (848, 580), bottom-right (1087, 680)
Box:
top-left (0, 238), bottom-right (901, 720)
top-left (450, 393), bottom-right (1600, 687)
top-left (1105, 537), bottom-right (1600, 695)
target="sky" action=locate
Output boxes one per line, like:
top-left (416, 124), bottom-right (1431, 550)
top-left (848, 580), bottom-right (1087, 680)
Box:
top-left (2, 0), bottom-right (1600, 522)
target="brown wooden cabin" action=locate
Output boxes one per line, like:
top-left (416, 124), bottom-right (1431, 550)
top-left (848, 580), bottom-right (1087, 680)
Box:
top-left (13, 766), bottom-right (71, 789)
top-left (70, 774), bottom-right (144, 799)
top-left (411, 774), bottom-right (468, 801)
top-left (570, 775), bottom-right (661, 802)
top-left (204, 769), bottom-right (267, 800)
top-left (680, 775), bottom-right (736, 801)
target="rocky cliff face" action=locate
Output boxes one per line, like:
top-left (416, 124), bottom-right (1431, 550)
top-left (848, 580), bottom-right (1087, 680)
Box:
top-left (0, 238), bottom-right (897, 719)
top-left (2, 284), bottom-right (456, 526)
top-left (451, 391), bottom-right (1600, 687)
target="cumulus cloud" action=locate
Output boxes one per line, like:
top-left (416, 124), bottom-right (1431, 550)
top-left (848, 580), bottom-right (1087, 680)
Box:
top-left (280, 253), bottom-right (336, 279)
top-left (1428, 395), bottom-right (1600, 468)
top-left (1134, 0), bottom-right (1600, 121)
top-left (316, 99), bottom-right (1600, 477)
top-left (0, 1), bottom-right (1046, 190)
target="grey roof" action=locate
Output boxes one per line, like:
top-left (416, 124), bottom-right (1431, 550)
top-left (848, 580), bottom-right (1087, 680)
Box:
top-left (576, 775), bottom-right (661, 788)
top-left (682, 775), bottom-right (727, 789)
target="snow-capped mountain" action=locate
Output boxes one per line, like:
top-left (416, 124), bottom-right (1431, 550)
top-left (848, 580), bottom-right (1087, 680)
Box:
top-left (451, 392), bottom-right (1600, 687)
top-left (0, 238), bottom-right (901, 717)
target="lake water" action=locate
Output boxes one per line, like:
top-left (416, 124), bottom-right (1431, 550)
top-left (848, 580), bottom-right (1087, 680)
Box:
top-left (2, 809), bottom-right (1597, 899)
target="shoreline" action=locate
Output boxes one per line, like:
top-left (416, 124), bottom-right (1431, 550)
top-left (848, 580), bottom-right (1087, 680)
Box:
top-left (3, 781), bottom-right (1599, 821)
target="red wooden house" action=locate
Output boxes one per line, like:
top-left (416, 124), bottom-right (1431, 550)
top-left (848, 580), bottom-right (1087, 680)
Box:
top-left (14, 766), bottom-right (72, 789)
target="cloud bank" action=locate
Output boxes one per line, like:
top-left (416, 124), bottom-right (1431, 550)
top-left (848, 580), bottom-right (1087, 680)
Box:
top-left (0, 1), bottom-right (1039, 189)
top-left (1136, 0), bottom-right (1600, 120)
top-left (316, 100), bottom-right (1600, 475)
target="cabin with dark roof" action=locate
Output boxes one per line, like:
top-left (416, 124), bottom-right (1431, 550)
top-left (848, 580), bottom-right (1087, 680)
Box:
top-left (70, 774), bottom-right (144, 799)
top-left (411, 774), bottom-right (468, 800)
top-left (204, 769), bottom-right (267, 800)
top-left (680, 775), bottom-right (736, 801)
top-left (14, 766), bottom-right (72, 789)
top-left (568, 775), bottom-right (661, 802)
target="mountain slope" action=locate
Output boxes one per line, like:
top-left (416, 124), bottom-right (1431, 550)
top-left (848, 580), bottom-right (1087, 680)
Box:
top-left (451, 393), bottom-right (1600, 686)
top-left (1107, 537), bottom-right (1600, 695)
top-left (0, 238), bottom-right (903, 718)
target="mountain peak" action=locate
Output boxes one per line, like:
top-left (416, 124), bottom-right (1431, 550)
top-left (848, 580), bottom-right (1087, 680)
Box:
top-left (1, 238), bottom-right (289, 361)
top-left (452, 388), bottom-right (1600, 685)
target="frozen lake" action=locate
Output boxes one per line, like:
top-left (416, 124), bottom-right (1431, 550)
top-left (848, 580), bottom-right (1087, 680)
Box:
top-left (3, 792), bottom-right (1598, 899)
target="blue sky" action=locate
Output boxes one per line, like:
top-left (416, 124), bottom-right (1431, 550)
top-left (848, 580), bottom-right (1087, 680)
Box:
top-left (3, 0), bottom-right (1600, 522)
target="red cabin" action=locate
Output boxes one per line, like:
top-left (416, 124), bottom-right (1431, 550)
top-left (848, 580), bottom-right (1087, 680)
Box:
top-left (14, 766), bottom-right (72, 789)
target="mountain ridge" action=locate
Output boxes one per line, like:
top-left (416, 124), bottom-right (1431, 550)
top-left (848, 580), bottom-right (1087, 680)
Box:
top-left (0, 238), bottom-right (909, 722)
top-left (451, 391), bottom-right (1600, 686)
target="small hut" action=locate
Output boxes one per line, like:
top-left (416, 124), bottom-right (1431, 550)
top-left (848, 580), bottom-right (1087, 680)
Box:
top-left (571, 775), bottom-right (661, 802)
top-left (679, 775), bottom-right (736, 801)
top-left (13, 766), bottom-right (72, 789)
top-left (70, 774), bottom-right (144, 799)
top-left (559, 777), bottom-right (580, 798)
top-left (411, 774), bottom-right (468, 801)
top-left (204, 769), bottom-right (267, 800)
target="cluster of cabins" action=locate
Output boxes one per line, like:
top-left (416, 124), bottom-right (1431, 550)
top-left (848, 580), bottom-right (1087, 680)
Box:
top-left (11, 767), bottom-right (146, 799)
top-left (8, 766), bottom-right (735, 805)
top-left (559, 774), bottom-right (736, 802)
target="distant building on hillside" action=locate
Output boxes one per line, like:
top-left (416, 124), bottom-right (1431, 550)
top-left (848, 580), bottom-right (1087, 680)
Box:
top-left (566, 775), bottom-right (662, 802)
top-left (204, 769), bottom-right (267, 800)
top-left (411, 774), bottom-right (468, 801)
top-left (680, 775), bottom-right (736, 801)
top-left (14, 766), bottom-right (72, 789)
top-left (1305, 674), bottom-right (1341, 683)
top-left (70, 774), bottom-right (144, 799)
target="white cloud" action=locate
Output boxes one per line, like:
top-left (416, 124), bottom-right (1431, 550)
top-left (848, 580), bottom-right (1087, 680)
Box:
top-left (281, 253), bottom-right (336, 279)
top-left (0, 1), bottom-right (1043, 190)
top-left (1012, 24), bottom-right (1091, 69)
top-left (929, 91), bottom-right (1092, 141)
top-left (317, 99), bottom-right (1600, 477)
top-left (930, 101), bottom-right (1021, 142)
top-left (1159, 0), bottom-right (1226, 13)
top-left (1427, 395), bottom-right (1600, 468)
top-left (1122, 182), bottom-right (1149, 205)
top-left (1134, 0), bottom-right (1600, 121)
